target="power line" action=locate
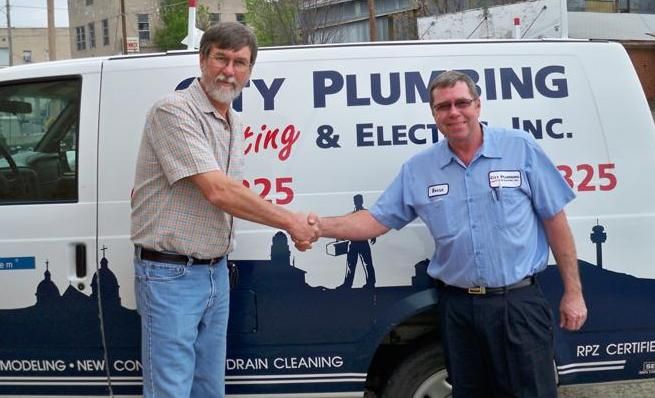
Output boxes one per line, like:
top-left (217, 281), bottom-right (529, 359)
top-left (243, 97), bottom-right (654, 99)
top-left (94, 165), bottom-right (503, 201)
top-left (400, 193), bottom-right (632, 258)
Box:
top-left (0, 31), bottom-right (68, 37)
top-left (2, 0), bottom-right (219, 29)
top-left (2, 0), bottom-right (190, 15)
top-left (66, 2), bottom-right (210, 29)
top-left (6, 5), bottom-right (68, 11)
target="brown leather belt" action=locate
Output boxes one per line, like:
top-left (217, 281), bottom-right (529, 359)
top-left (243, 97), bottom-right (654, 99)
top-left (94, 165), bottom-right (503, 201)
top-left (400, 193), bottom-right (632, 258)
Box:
top-left (436, 276), bottom-right (535, 295)
top-left (136, 246), bottom-right (224, 266)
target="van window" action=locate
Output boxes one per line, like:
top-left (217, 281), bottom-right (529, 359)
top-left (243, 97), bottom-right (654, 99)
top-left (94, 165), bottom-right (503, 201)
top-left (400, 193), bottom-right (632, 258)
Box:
top-left (0, 78), bottom-right (81, 204)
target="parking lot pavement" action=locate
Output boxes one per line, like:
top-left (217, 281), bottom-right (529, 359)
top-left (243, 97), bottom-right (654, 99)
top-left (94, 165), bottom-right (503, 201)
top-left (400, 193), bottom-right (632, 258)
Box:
top-left (559, 380), bottom-right (655, 398)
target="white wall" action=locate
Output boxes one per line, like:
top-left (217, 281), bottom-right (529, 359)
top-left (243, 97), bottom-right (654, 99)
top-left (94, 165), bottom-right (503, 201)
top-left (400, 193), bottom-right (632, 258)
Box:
top-left (417, 0), bottom-right (564, 40)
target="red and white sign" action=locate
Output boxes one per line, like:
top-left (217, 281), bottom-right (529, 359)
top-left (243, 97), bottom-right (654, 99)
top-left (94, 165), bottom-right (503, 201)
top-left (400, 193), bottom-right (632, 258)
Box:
top-left (126, 37), bottom-right (140, 54)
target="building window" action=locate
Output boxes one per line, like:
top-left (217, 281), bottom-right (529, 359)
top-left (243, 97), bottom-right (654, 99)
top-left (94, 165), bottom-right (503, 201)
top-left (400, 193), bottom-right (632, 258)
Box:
top-left (88, 22), bottom-right (96, 48)
top-left (102, 19), bottom-right (110, 46)
top-left (22, 50), bottom-right (32, 63)
top-left (209, 13), bottom-right (220, 26)
top-left (137, 14), bottom-right (150, 41)
top-left (75, 26), bottom-right (86, 51)
top-left (236, 13), bottom-right (246, 24)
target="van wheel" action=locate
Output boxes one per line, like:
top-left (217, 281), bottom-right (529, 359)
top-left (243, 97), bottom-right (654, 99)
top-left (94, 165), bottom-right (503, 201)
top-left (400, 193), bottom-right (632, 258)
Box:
top-left (381, 343), bottom-right (451, 398)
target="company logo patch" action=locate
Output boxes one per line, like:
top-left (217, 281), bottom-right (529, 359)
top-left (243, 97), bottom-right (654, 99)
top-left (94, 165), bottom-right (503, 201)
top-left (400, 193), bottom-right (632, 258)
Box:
top-left (489, 170), bottom-right (521, 188)
top-left (428, 184), bottom-right (449, 197)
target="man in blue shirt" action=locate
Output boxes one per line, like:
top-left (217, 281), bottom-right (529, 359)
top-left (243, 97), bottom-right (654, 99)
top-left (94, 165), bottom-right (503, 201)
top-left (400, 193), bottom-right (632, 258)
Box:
top-left (309, 71), bottom-right (587, 397)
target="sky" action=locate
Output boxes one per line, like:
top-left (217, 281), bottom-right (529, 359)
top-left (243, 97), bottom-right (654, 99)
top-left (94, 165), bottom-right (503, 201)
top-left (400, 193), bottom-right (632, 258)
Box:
top-left (0, 0), bottom-right (69, 28)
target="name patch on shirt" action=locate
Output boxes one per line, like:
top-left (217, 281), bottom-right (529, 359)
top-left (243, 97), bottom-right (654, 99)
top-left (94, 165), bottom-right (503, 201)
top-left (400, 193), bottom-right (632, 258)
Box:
top-left (489, 170), bottom-right (521, 188)
top-left (428, 184), bottom-right (449, 197)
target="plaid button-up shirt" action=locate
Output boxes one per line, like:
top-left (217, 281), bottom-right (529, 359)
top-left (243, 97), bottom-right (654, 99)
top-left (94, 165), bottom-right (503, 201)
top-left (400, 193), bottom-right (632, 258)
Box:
top-left (130, 78), bottom-right (244, 258)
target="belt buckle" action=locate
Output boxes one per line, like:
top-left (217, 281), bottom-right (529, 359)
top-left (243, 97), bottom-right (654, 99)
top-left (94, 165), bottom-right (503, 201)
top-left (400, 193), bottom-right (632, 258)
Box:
top-left (467, 286), bottom-right (486, 295)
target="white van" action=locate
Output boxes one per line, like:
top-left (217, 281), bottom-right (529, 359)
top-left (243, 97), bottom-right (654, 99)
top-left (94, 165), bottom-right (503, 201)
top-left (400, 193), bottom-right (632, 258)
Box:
top-left (1, 39), bottom-right (654, 397)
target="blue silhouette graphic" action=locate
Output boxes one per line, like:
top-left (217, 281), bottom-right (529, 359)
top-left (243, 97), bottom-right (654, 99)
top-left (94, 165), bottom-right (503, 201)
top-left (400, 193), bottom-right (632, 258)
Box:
top-left (538, 222), bottom-right (655, 385)
top-left (590, 223), bottom-right (607, 268)
top-left (0, 247), bottom-right (141, 395)
top-left (335, 194), bottom-right (376, 289)
top-left (1, 222), bottom-right (655, 395)
top-left (36, 260), bottom-right (60, 306)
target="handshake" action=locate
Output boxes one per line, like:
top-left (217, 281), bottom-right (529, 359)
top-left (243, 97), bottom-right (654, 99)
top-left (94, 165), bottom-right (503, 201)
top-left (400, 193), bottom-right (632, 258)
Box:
top-left (288, 212), bottom-right (322, 251)
top-left (283, 208), bottom-right (385, 251)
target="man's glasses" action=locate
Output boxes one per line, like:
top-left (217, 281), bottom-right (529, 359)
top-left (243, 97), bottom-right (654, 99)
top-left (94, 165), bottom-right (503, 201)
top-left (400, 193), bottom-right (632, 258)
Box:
top-left (433, 98), bottom-right (477, 113)
top-left (208, 53), bottom-right (251, 72)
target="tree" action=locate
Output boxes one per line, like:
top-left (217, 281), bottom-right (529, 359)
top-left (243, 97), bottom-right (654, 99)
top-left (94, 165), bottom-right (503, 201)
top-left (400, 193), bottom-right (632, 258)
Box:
top-left (154, 0), bottom-right (210, 51)
top-left (297, 0), bottom-right (344, 44)
top-left (246, 0), bottom-right (341, 46)
top-left (246, 0), bottom-right (299, 46)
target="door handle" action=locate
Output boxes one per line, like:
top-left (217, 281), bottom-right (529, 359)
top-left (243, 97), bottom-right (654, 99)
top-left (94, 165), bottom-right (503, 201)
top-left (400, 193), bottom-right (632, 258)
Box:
top-left (75, 243), bottom-right (87, 278)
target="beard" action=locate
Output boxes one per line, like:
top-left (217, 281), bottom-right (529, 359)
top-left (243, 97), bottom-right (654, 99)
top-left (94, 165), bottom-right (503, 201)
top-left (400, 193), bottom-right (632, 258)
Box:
top-left (205, 74), bottom-right (243, 104)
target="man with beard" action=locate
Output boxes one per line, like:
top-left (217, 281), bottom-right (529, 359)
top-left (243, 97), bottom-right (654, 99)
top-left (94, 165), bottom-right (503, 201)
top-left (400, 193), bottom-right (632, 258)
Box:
top-left (130, 22), bottom-right (318, 398)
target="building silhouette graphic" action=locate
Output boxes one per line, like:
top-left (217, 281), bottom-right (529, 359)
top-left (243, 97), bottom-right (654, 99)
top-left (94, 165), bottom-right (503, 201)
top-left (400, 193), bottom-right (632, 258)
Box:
top-left (35, 260), bottom-right (61, 307)
top-left (2, 225), bottom-right (654, 393)
top-left (0, 250), bottom-right (140, 350)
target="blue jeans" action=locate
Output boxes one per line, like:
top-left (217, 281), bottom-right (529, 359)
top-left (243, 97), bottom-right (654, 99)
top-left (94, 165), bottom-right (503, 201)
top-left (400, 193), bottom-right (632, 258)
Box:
top-left (134, 256), bottom-right (230, 398)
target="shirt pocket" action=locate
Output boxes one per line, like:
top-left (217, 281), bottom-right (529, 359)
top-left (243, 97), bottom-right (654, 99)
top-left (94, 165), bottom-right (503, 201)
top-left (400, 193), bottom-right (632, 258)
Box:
top-left (488, 188), bottom-right (529, 229)
top-left (418, 198), bottom-right (455, 240)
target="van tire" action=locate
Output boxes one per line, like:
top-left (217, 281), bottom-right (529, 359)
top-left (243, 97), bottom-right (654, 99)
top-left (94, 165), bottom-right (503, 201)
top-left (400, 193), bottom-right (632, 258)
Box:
top-left (381, 342), bottom-right (451, 398)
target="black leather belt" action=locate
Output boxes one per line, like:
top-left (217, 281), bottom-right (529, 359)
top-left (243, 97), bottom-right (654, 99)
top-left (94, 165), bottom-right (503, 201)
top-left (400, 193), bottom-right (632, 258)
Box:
top-left (136, 246), bottom-right (224, 266)
top-left (436, 276), bottom-right (535, 295)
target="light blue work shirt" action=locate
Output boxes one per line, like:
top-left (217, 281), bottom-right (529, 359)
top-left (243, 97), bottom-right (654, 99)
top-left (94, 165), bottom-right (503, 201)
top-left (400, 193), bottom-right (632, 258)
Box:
top-left (370, 125), bottom-right (575, 288)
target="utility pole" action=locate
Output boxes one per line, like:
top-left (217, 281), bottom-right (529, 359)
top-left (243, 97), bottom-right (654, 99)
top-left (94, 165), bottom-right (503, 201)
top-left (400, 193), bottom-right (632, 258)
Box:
top-left (47, 0), bottom-right (56, 60)
top-left (120, 0), bottom-right (128, 54)
top-left (5, 0), bottom-right (12, 66)
top-left (560, 0), bottom-right (568, 38)
top-left (367, 0), bottom-right (377, 41)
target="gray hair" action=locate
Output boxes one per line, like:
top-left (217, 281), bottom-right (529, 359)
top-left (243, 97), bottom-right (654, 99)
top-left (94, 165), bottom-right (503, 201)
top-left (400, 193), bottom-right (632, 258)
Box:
top-left (199, 22), bottom-right (258, 66)
top-left (428, 70), bottom-right (479, 109)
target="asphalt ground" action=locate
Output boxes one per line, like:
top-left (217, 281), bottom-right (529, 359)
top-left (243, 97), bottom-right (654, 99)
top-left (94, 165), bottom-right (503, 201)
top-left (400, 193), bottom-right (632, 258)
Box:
top-left (559, 379), bottom-right (655, 397)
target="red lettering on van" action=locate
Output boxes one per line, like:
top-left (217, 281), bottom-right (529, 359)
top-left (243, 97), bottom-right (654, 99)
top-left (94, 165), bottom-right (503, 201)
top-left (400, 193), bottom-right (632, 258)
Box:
top-left (243, 124), bottom-right (300, 161)
top-left (557, 163), bottom-right (617, 192)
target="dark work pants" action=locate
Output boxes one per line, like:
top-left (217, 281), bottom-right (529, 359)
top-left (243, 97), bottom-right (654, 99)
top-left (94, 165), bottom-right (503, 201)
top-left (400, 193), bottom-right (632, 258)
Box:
top-left (437, 282), bottom-right (557, 398)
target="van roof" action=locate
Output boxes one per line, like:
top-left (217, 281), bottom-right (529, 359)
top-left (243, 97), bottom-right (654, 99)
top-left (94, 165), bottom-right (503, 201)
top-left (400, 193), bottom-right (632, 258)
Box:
top-left (0, 38), bottom-right (607, 80)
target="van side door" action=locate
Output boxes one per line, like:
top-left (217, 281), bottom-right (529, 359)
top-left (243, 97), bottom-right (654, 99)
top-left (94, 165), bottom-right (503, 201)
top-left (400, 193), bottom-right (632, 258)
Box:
top-left (0, 73), bottom-right (109, 396)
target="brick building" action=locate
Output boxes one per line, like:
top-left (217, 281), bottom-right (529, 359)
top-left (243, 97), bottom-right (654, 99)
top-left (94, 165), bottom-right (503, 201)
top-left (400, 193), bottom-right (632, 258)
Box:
top-left (0, 27), bottom-right (71, 67)
top-left (67, 0), bottom-right (246, 58)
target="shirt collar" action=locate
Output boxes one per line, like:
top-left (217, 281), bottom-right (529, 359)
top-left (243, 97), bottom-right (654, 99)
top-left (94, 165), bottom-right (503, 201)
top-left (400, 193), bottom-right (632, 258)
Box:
top-left (436, 140), bottom-right (457, 169)
top-left (479, 124), bottom-right (503, 160)
top-left (189, 78), bottom-right (232, 123)
top-left (437, 123), bottom-right (502, 169)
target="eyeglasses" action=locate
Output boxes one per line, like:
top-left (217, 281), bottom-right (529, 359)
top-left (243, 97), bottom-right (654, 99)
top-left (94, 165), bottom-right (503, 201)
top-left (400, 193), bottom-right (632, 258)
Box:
top-left (208, 53), bottom-right (252, 72)
top-left (433, 98), bottom-right (477, 113)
